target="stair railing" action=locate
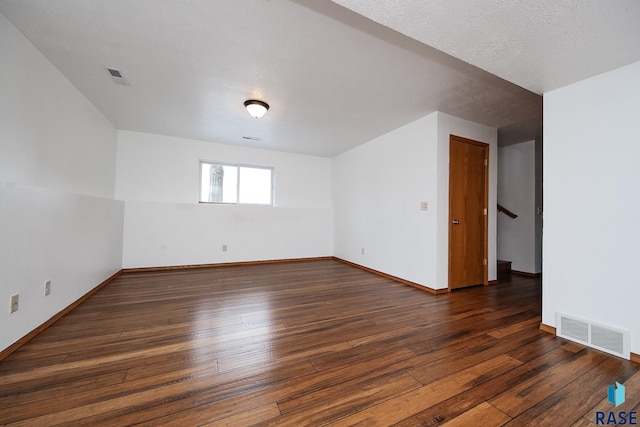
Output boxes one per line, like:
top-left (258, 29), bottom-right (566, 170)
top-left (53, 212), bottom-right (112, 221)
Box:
top-left (497, 204), bottom-right (518, 219)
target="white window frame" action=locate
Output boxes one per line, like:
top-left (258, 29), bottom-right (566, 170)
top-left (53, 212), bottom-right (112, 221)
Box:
top-left (199, 160), bottom-right (274, 206)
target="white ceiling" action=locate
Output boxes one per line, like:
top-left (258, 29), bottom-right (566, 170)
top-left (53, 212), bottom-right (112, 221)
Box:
top-left (330, 0), bottom-right (640, 94)
top-left (0, 1), bottom-right (636, 157)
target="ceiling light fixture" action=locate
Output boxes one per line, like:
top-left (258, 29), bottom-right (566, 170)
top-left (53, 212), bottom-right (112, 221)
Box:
top-left (244, 100), bottom-right (269, 118)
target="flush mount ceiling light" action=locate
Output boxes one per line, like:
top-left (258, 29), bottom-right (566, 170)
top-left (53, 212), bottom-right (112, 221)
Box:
top-left (244, 100), bottom-right (269, 118)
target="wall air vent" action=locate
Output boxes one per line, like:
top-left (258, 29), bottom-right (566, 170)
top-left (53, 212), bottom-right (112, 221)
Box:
top-left (557, 312), bottom-right (630, 359)
top-left (242, 136), bottom-right (262, 141)
top-left (106, 68), bottom-right (129, 86)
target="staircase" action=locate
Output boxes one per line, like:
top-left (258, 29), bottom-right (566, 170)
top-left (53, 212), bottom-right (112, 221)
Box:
top-left (498, 260), bottom-right (512, 281)
top-left (497, 203), bottom-right (516, 282)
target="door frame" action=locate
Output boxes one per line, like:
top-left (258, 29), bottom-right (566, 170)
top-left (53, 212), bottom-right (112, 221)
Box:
top-left (448, 134), bottom-right (489, 291)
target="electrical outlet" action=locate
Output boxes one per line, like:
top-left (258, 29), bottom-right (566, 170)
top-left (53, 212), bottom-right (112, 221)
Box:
top-left (44, 280), bottom-right (51, 296)
top-left (222, 244), bottom-right (228, 252)
top-left (10, 294), bottom-right (19, 313)
top-left (420, 201), bottom-right (428, 211)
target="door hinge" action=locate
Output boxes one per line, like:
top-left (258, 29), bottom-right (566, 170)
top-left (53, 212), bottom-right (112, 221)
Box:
top-left (483, 258), bottom-right (487, 266)
top-left (483, 208), bottom-right (487, 216)
top-left (484, 159), bottom-right (488, 166)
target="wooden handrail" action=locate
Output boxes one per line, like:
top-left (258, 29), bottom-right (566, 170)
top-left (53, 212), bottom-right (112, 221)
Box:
top-left (497, 204), bottom-right (518, 219)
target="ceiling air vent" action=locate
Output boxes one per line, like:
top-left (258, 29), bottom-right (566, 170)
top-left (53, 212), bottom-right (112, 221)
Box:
top-left (106, 68), bottom-right (129, 86)
top-left (557, 312), bottom-right (630, 359)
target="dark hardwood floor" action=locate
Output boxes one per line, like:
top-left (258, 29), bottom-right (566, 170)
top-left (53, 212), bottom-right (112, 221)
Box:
top-left (1, 259), bottom-right (638, 426)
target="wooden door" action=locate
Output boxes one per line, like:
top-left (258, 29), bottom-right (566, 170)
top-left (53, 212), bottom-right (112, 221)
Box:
top-left (448, 135), bottom-right (489, 290)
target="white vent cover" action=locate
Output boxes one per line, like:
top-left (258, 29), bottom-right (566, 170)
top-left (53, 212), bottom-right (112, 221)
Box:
top-left (557, 312), bottom-right (630, 359)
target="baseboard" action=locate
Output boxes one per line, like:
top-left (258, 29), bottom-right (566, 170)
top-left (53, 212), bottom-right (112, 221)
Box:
top-left (632, 353), bottom-right (640, 364)
top-left (488, 280), bottom-right (499, 285)
top-left (512, 270), bottom-right (542, 278)
top-left (333, 257), bottom-right (447, 295)
top-left (539, 322), bottom-right (557, 335)
top-left (0, 270), bottom-right (122, 363)
top-left (122, 256), bottom-right (334, 273)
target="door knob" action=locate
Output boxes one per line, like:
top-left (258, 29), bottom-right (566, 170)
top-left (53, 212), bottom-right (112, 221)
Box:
top-left (452, 219), bottom-right (460, 224)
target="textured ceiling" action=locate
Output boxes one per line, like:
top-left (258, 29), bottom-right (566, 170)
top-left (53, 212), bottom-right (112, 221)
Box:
top-left (0, 1), bottom-right (558, 156)
top-left (330, 0), bottom-right (640, 94)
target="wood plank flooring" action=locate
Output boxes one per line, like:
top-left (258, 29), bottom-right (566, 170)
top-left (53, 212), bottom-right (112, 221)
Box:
top-left (1, 259), bottom-right (638, 426)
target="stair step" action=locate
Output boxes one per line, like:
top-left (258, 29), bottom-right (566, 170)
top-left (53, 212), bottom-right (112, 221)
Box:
top-left (497, 260), bottom-right (512, 280)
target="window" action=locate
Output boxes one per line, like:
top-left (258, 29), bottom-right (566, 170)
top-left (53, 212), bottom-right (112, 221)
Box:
top-left (199, 161), bottom-right (273, 205)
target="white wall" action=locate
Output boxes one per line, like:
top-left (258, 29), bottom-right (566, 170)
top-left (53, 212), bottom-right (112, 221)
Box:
top-left (116, 131), bottom-right (333, 267)
top-left (333, 112), bottom-right (497, 290)
top-left (123, 202), bottom-right (332, 268)
top-left (0, 184), bottom-right (123, 351)
top-left (0, 15), bottom-right (117, 199)
top-left (0, 12), bottom-right (123, 353)
top-left (333, 113), bottom-right (439, 286)
top-left (543, 61), bottom-right (640, 356)
top-left (116, 130), bottom-right (331, 208)
top-left (497, 140), bottom-right (540, 274)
